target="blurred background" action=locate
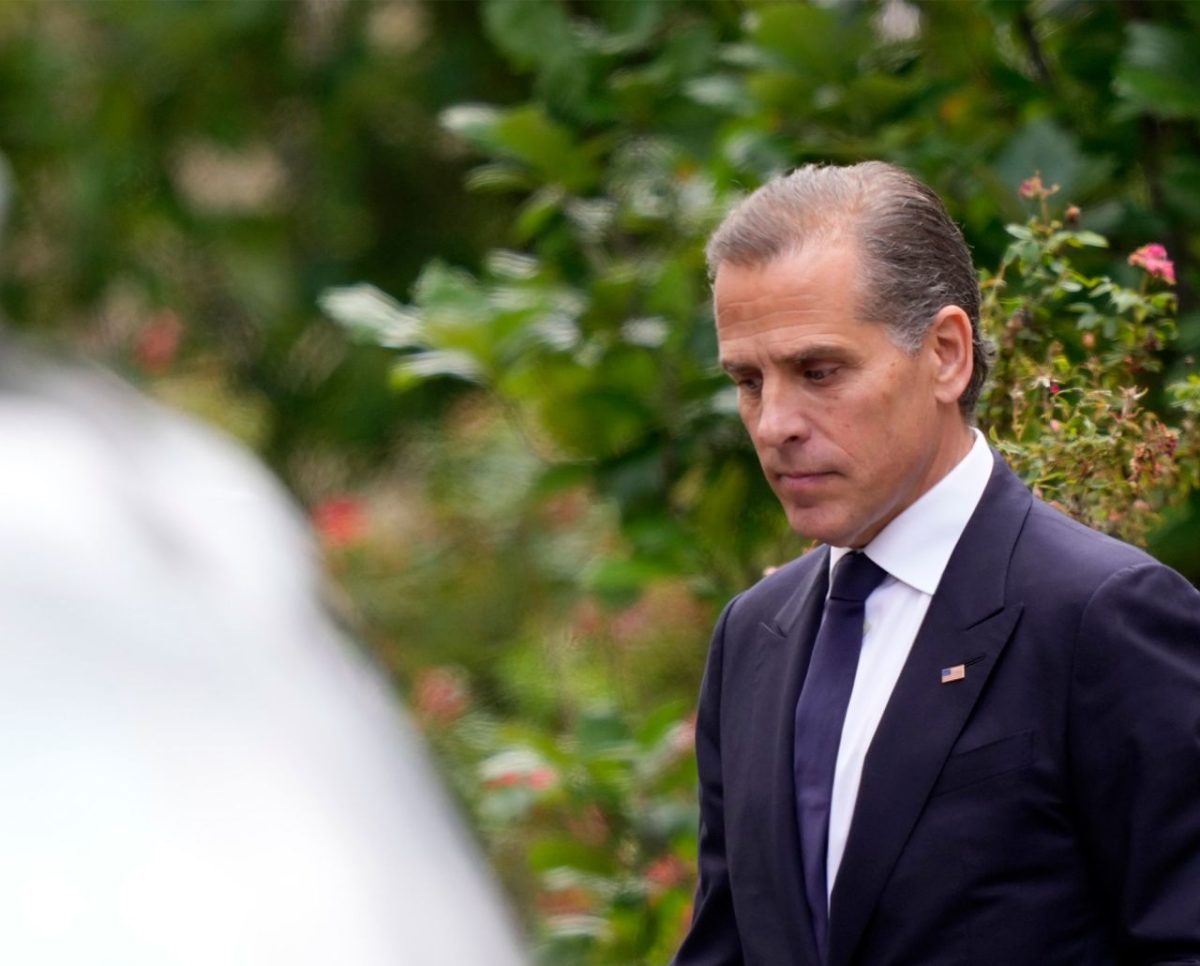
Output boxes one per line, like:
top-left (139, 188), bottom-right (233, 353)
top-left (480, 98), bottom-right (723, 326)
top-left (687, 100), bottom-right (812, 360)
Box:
top-left (1, 1), bottom-right (1197, 962)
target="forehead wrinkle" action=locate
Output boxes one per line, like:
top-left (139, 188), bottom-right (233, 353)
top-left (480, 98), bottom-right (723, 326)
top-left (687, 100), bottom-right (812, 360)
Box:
top-left (716, 279), bottom-right (859, 330)
top-left (714, 242), bottom-right (864, 326)
top-left (717, 286), bottom-right (834, 310)
top-left (715, 297), bottom-right (849, 340)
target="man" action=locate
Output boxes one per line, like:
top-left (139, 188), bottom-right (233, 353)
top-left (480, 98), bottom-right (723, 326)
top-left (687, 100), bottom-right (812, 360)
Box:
top-left (673, 162), bottom-right (1200, 965)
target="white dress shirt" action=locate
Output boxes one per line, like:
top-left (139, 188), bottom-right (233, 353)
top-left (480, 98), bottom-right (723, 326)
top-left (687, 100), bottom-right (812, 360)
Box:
top-left (824, 429), bottom-right (994, 901)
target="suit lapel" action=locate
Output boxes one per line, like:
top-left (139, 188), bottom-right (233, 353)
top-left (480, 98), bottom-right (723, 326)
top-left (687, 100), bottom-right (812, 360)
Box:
top-left (827, 459), bottom-right (1032, 966)
top-left (748, 546), bottom-right (829, 962)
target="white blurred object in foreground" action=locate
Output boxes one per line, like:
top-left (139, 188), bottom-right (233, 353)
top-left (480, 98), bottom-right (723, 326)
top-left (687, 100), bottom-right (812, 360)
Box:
top-left (0, 344), bottom-right (526, 965)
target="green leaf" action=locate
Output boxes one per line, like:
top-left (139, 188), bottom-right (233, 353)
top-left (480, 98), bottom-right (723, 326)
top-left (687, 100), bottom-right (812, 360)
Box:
top-left (482, 0), bottom-right (574, 72)
top-left (536, 46), bottom-right (593, 123)
top-left (1114, 23), bottom-right (1200, 120)
top-left (319, 283), bottom-right (421, 348)
top-left (635, 702), bottom-right (691, 747)
top-left (1069, 231), bottom-right (1108, 249)
top-left (464, 162), bottom-right (534, 194)
top-left (515, 185), bottom-right (566, 242)
top-left (749, 2), bottom-right (866, 79)
top-left (576, 706), bottom-right (634, 756)
top-left (584, 557), bottom-right (667, 607)
top-left (685, 74), bottom-right (754, 115)
top-left (491, 106), bottom-right (598, 191)
top-left (537, 388), bottom-right (652, 458)
top-left (720, 128), bottom-right (790, 180)
top-left (528, 839), bottom-right (617, 876)
top-left (412, 261), bottom-right (490, 326)
top-left (439, 103), bottom-right (503, 151)
top-left (658, 20), bottom-right (720, 82)
top-left (590, 0), bottom-right (666, 55)
top-left (645, 255), bottom-right (700, 325)
top-left (390, 350), bottom-right (486, 390)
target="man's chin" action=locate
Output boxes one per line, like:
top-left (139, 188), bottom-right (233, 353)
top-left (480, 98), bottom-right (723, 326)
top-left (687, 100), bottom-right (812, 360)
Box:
top-left (783, 509), bottom-right (850, 547)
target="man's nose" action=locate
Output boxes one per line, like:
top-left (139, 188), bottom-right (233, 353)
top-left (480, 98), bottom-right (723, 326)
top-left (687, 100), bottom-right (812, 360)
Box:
top-left (754, 380), bottom-right (810, 448)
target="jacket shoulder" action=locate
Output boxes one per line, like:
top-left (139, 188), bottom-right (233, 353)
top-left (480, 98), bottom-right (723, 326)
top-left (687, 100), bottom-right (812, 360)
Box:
top-left (723, 546), bottom-right (827, 629)
top-left (1005, 497), bottom-right (1194, 622)
top-left (1019, 498), bottom-right (1158, 577)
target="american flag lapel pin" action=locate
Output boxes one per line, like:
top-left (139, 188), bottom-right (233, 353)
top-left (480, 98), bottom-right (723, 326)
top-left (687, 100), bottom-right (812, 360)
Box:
top-left (940, 664), bottom-right (966, 684)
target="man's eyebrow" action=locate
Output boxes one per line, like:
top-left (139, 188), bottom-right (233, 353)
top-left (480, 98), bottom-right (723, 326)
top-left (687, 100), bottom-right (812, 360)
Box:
top-left (780, 344), bottom-right (848, 365)
top-left (720, 344), bottom-right (849, 375)
top-left (720, 359), bottom-right (757, 377)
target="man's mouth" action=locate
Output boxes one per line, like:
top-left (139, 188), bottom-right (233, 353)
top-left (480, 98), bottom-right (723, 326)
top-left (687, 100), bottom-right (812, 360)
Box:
top-left (774, 470), bottom-right (835, 493)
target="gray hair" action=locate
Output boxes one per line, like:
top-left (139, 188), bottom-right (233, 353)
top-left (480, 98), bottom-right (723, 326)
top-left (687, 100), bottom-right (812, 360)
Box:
top-left (706, 161), bottom-right (992, 419)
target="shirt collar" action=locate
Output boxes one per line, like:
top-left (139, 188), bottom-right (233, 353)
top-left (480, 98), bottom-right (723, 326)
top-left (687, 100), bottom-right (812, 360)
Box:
top-left (829, 429), bottom-right (993, 596)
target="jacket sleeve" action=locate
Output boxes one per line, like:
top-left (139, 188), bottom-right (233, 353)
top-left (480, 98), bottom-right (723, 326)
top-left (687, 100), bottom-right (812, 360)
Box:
top-left (1069, 562), bottom-right (1200, 965)
top-left (672, 598), bottom-right (745, 966)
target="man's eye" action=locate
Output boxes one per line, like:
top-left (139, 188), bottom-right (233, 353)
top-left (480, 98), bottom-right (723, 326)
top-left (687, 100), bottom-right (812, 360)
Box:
top-left (805, 366), bottom-right (837, 383)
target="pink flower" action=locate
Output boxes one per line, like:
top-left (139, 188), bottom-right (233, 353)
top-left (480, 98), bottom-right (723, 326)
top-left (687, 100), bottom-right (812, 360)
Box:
top-left (312, 496), bottom-right (367, 547)
top-left (1128, 243), bottom-right (1176, 285)
top-left (527, 767), bottom-right (556, 791)
top-left (1017, 173), bottom-right (1058, 201)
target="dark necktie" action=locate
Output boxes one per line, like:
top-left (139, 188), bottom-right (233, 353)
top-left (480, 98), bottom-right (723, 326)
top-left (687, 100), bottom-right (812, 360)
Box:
top-left (794, 551), bottom-right (888, 963)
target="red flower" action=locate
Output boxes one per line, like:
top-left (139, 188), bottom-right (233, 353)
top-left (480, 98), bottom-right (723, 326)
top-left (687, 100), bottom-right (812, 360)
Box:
top-left (414, 666), bottom-right (470, 725)
top-left (645, 854), bottom-right (690, 895)
top-left (483, 765), bottom-right (557, 791)
top-left (312, 496), bottom-right (367, 547)
top-left (1128, 243), bottom-right (1176, 285)
top-left (133, 310), bottom-right (184, 374)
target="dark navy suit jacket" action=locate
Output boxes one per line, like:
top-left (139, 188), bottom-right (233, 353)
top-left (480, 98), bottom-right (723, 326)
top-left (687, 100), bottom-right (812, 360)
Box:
top-left (674, 455), bottom-right (1200, 965)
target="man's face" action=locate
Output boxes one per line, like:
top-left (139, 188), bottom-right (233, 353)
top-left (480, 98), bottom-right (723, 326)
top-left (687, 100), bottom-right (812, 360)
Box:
top-left (714, 243), bottom-right (965, 548)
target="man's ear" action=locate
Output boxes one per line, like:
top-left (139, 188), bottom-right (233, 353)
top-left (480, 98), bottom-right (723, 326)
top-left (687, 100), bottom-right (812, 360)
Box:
top-left (927, 305), bottom-right (974, 407)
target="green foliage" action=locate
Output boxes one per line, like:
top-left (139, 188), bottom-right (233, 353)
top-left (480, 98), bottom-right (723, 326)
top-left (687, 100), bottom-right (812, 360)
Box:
top-left (0, 0), bottom-right (526, 487)
top-left (322, 4), bottom-right (1200, 960)
top-left (416, 687), bottom-right (699, 964)
top-left (1115, 22), bottom-right (1200, 120)
top-left (981, 189), bottom-right (1195, 545)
